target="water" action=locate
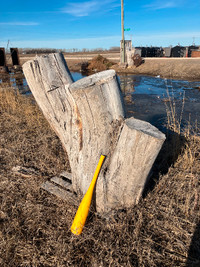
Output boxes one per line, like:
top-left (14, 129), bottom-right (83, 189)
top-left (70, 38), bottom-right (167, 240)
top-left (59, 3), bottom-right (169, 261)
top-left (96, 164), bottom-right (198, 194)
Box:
top-left (119, 74), bottom-right (200, 129)
top-left (0, 71), bottom-right (85, 95)
top-left (1, 71), bottom-right (200, 129)
top-left (120, 74), bottom-right (200, 99)
top-left (71, 72), bottom-right (85, 81)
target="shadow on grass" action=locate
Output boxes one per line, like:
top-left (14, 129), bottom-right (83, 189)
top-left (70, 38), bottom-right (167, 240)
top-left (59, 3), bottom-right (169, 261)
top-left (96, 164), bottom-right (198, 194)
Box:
top-left (143, 127), bottom-right (186, 198)
top-left (186, 222), bottom-right (200, 267)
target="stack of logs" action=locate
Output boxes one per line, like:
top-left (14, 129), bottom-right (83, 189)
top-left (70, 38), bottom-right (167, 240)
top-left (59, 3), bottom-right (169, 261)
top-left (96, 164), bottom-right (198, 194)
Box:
top-left (23, 53), bottom-right (165, 214)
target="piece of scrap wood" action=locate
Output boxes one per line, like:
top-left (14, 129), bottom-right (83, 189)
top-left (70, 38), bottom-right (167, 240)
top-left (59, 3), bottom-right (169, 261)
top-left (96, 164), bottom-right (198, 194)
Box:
top-left (60, 171), bottom-right (72, 181)
top-left (51, 176), bottom-right (72, 190)
top-left (12, 166), bottom-right (38, 177)
top-left (41, 181), bottom-right (76, 202)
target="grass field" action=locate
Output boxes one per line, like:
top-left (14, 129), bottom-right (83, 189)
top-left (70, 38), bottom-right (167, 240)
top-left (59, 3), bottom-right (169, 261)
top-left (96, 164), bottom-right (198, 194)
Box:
top-left (0, 87), bottom-right (200, 266)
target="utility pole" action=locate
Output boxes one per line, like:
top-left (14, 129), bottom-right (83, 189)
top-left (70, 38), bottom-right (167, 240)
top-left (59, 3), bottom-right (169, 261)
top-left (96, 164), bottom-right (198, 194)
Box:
top-left (121, 0), bottom-right (125, 63)
top-left (6, 40), bottom-right (10, 54)
top-left (192, 36), bottom-right (195, 46)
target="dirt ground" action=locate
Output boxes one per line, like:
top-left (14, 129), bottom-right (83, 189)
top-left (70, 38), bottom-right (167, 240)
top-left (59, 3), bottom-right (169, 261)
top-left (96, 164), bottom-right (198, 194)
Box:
top-left (114, 58), bottom-right (200, 81)
top-left (16, 53), bottom-right (200, 81)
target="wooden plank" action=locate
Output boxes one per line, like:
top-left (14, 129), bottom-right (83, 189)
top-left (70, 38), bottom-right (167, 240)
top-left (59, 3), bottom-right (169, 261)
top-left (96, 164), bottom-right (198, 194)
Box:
top-left (51, 176), bottom-right (72, 190)
top-left (60, 171), bottom-right (72, 181)
top-left (12, 165), bottom-right (38, 177)
top-left (41, 181), bottom-right (75, 202)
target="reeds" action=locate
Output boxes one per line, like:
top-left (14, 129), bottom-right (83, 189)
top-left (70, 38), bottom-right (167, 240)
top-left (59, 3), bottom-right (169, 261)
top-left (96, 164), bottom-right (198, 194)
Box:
top-left (164, 79), bottom-right (186, 135)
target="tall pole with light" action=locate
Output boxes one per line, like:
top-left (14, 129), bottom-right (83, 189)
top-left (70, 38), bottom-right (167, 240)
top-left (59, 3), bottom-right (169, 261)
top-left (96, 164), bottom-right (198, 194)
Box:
top-left (121, 0), bottom-right (125, 63)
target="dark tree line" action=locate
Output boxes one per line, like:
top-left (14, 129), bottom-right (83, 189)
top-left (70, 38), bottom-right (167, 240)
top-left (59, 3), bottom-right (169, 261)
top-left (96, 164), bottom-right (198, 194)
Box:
top-left (17, 47), bottom-right (120, 54)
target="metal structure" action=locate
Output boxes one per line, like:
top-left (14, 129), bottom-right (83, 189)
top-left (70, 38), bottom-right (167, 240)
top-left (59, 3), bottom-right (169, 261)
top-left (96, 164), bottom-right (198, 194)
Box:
top-left (0, 47), bottom-right (8, 73)
top-left (0, 48), bottom-right (6, 66)
top-left (120, 40), bottom-right (132, 63)
top-left (171, 46), bottom-right (186, 57)
top-left (10, 48), bottom-right (20, 66)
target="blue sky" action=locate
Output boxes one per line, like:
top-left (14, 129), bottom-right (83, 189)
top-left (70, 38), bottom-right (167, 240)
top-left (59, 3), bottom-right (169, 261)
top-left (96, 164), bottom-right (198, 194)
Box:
top-left (0, 0), bottom-right (200, 49)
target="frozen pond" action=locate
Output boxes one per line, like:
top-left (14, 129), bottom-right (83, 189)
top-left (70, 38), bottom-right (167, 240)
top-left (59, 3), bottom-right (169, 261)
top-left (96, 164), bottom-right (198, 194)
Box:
top-left (119, 74), bottom-right (200, 130)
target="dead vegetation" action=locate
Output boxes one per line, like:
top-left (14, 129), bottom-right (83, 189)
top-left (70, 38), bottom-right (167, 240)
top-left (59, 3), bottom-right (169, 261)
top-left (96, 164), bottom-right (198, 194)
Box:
top-left (0, 87), bottom-right (200, 266)
top-left (87, 55), bottom-right (115, 72)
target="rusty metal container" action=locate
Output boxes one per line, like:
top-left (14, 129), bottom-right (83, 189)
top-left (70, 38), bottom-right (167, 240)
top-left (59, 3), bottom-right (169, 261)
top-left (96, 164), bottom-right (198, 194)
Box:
top-left (191, 50), bottom-right (200, 57)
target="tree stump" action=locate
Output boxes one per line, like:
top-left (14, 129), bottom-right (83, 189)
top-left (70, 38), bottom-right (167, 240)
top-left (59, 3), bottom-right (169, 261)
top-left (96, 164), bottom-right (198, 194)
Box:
top-left (23, 53), bottom-right (166, 213)
top-left (103, 118), bottom-right (166, 211)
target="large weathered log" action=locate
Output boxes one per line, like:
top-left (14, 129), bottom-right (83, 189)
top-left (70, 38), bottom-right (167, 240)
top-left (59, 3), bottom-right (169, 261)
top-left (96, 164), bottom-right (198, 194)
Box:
top-left (23, 53), bottom-right (165, 214)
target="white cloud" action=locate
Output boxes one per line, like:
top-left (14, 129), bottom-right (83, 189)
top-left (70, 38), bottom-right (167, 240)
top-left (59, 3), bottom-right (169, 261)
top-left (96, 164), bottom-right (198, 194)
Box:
top-left (0, 22), bottom-right (39, 26)
top-left (144, 1), bottom-right (177, 10)
top-left (61, 0), bottom-right (119, 17)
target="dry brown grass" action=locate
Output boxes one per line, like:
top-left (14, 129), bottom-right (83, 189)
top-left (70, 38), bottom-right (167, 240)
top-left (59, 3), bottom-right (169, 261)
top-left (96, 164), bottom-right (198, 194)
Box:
top-left (0, 87), bottom-right (200, 266)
